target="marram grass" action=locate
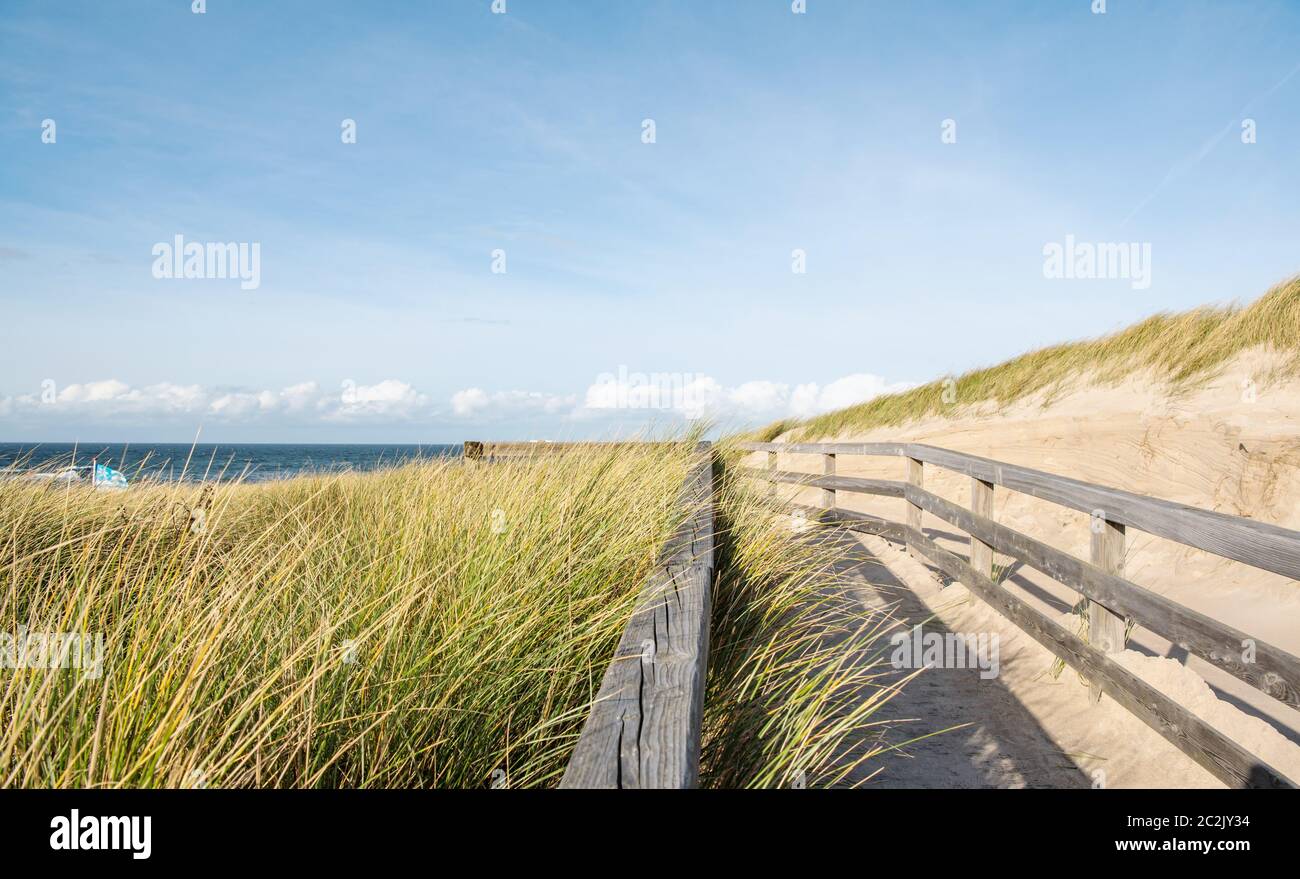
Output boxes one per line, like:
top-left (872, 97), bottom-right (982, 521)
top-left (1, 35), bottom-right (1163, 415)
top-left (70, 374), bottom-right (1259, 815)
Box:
top-left (751, 276), bottom-right (1300, 442)
top-left (1, 441), bottom-right (904, 788)
top-left (703, 446), bottom-right (907, 787)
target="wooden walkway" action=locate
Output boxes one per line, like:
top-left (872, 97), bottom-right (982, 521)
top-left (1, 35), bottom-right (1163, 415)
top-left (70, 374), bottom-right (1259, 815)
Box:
top-left (468, 439), bottom-right (1300, 788)
top-left (808, 527), bottom-right (1090, 788)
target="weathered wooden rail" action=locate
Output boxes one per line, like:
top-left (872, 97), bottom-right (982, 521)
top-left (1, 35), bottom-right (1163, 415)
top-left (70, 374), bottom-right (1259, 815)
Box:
top-left (464, 441), bottom-right (653, 462)
top-left (738, 440), bottom-right (1300, 789)
top-left (466, 440), bottom-right (716, 788)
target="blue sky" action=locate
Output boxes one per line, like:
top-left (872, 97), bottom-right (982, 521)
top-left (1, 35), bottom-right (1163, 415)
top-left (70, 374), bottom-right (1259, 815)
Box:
top-left (2, 0), bottom-right (1299, 442)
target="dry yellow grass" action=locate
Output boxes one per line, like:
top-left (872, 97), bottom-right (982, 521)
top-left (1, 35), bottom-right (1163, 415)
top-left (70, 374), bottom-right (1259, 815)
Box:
top-left (2, 445), bottom-right (689, 788)
top-left (755, 276), bottom-right (1300, 441)
top-left (0, 441), bottom-right (903, 788)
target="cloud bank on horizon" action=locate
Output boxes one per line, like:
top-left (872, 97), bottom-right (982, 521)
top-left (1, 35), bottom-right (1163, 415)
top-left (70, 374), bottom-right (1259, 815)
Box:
top-left (0, 372), bottom-right (912, 442)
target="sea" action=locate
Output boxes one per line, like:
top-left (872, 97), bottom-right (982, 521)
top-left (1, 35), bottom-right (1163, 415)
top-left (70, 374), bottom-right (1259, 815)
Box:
top-left (0, 443), bottom-right (462, 484)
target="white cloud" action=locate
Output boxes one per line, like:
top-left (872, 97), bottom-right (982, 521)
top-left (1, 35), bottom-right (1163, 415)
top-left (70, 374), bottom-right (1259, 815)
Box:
top-left (1, 378), bottom-right (431, 425)
top-left (149, 383), bottom-right (209, 411)
top-left (789, 373), bottom-right (915, 418)
top-left (728, 380), bottom-right (789, 413)
top-left (57, 379), bottom-right (132, 404)
top-left (36, 380), bottom-right (209, 414)
top-left (208, 390), bottom-right (278, 419)
top-left (1, 370), bottom-right (914, 433)
top-left (279, 381), bottom-right (318, 410)
top-left (450, 388), bottom-right (489, 417)
top-left (452, 387), bottom-right (576, 419)
top-left (330, 379), bottom-right (427, 420)
top-left (457, 371), bottom-right (914, 423)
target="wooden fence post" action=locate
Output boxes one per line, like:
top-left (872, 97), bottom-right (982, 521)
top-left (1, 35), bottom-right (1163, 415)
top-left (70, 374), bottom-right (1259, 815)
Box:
top-left (970, 477), bottom-right (995, 580)
top-left (767, 450), bottom-right (777, 500)
top-left (905, 457), bottom-right (924, 556)
top-left (1089, 516), bottom-right (1127, 703)
top-left (822, 453), bottom-right (836, 511)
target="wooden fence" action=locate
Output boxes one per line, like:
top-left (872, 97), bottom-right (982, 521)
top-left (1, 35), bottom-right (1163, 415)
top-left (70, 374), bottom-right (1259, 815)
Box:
top-left (738, 440), bottom-right (1300, 789)
top-left (466, 441), bottom-right (716, 788)
top-left (464, 441), bottom-right (651, 462)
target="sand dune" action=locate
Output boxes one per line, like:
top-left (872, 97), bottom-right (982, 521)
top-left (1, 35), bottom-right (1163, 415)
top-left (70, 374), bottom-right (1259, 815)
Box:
top-left (764, 348), bottom-right (1300, 786)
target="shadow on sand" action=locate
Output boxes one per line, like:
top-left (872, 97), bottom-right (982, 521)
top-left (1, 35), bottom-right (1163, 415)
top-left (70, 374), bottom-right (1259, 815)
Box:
top-left (811, 527), bottom-right (1091, 789)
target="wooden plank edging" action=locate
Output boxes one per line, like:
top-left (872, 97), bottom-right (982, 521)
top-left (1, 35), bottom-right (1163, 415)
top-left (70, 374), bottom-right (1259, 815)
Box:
top-left (559, 449), bottom-right (715, 789)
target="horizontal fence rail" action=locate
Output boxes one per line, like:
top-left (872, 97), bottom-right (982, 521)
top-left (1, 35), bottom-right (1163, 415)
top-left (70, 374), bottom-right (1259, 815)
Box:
top-left (559, 447), bottom-right (715, 789)
top-left (464, 441), bottom-right (663, 461)
top-left (764, 469), bottom-right (905, 498)
top-left (737, 440), bottom-right (1300, 789)
top-left (742, 441), bottom-right (1300, 582)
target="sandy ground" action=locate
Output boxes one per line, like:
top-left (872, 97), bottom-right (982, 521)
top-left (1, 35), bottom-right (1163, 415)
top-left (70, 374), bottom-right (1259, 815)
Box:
top-left (851, 533), bottom-right (1228, 787)
top-left (821, 528), bottom-right (1090, 788)
top-left (758, 348), bottom-right (1300, 787)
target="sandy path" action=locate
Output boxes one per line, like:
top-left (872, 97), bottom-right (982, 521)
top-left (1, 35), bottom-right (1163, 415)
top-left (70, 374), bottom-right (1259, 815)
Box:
top-left (850, 531), bottom-right (1231, 788)
top-left (759, 349), bottom-right (1300, 786)
top-left (823, 528), bottom-right (1090, 788)
top-left (807, 524), bottom-right (1239, 787)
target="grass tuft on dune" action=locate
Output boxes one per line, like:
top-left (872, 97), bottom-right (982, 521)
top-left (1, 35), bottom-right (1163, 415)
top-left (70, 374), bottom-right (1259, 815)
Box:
top-left (759, 276), bottom-right (1300, 441)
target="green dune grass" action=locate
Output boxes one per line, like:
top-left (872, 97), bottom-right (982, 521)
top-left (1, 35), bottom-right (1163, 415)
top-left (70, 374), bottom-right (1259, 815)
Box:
top-left (0, 441), bottom-right (901, 788)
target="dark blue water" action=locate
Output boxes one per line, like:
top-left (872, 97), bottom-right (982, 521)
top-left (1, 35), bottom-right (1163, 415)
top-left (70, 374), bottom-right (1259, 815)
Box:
top-left (0, 443), bottom-right (461, 483)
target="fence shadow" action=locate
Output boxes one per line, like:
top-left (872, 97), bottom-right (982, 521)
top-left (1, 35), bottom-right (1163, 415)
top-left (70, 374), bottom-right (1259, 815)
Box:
top-left (813, 526), bottom-right (1091, 789)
